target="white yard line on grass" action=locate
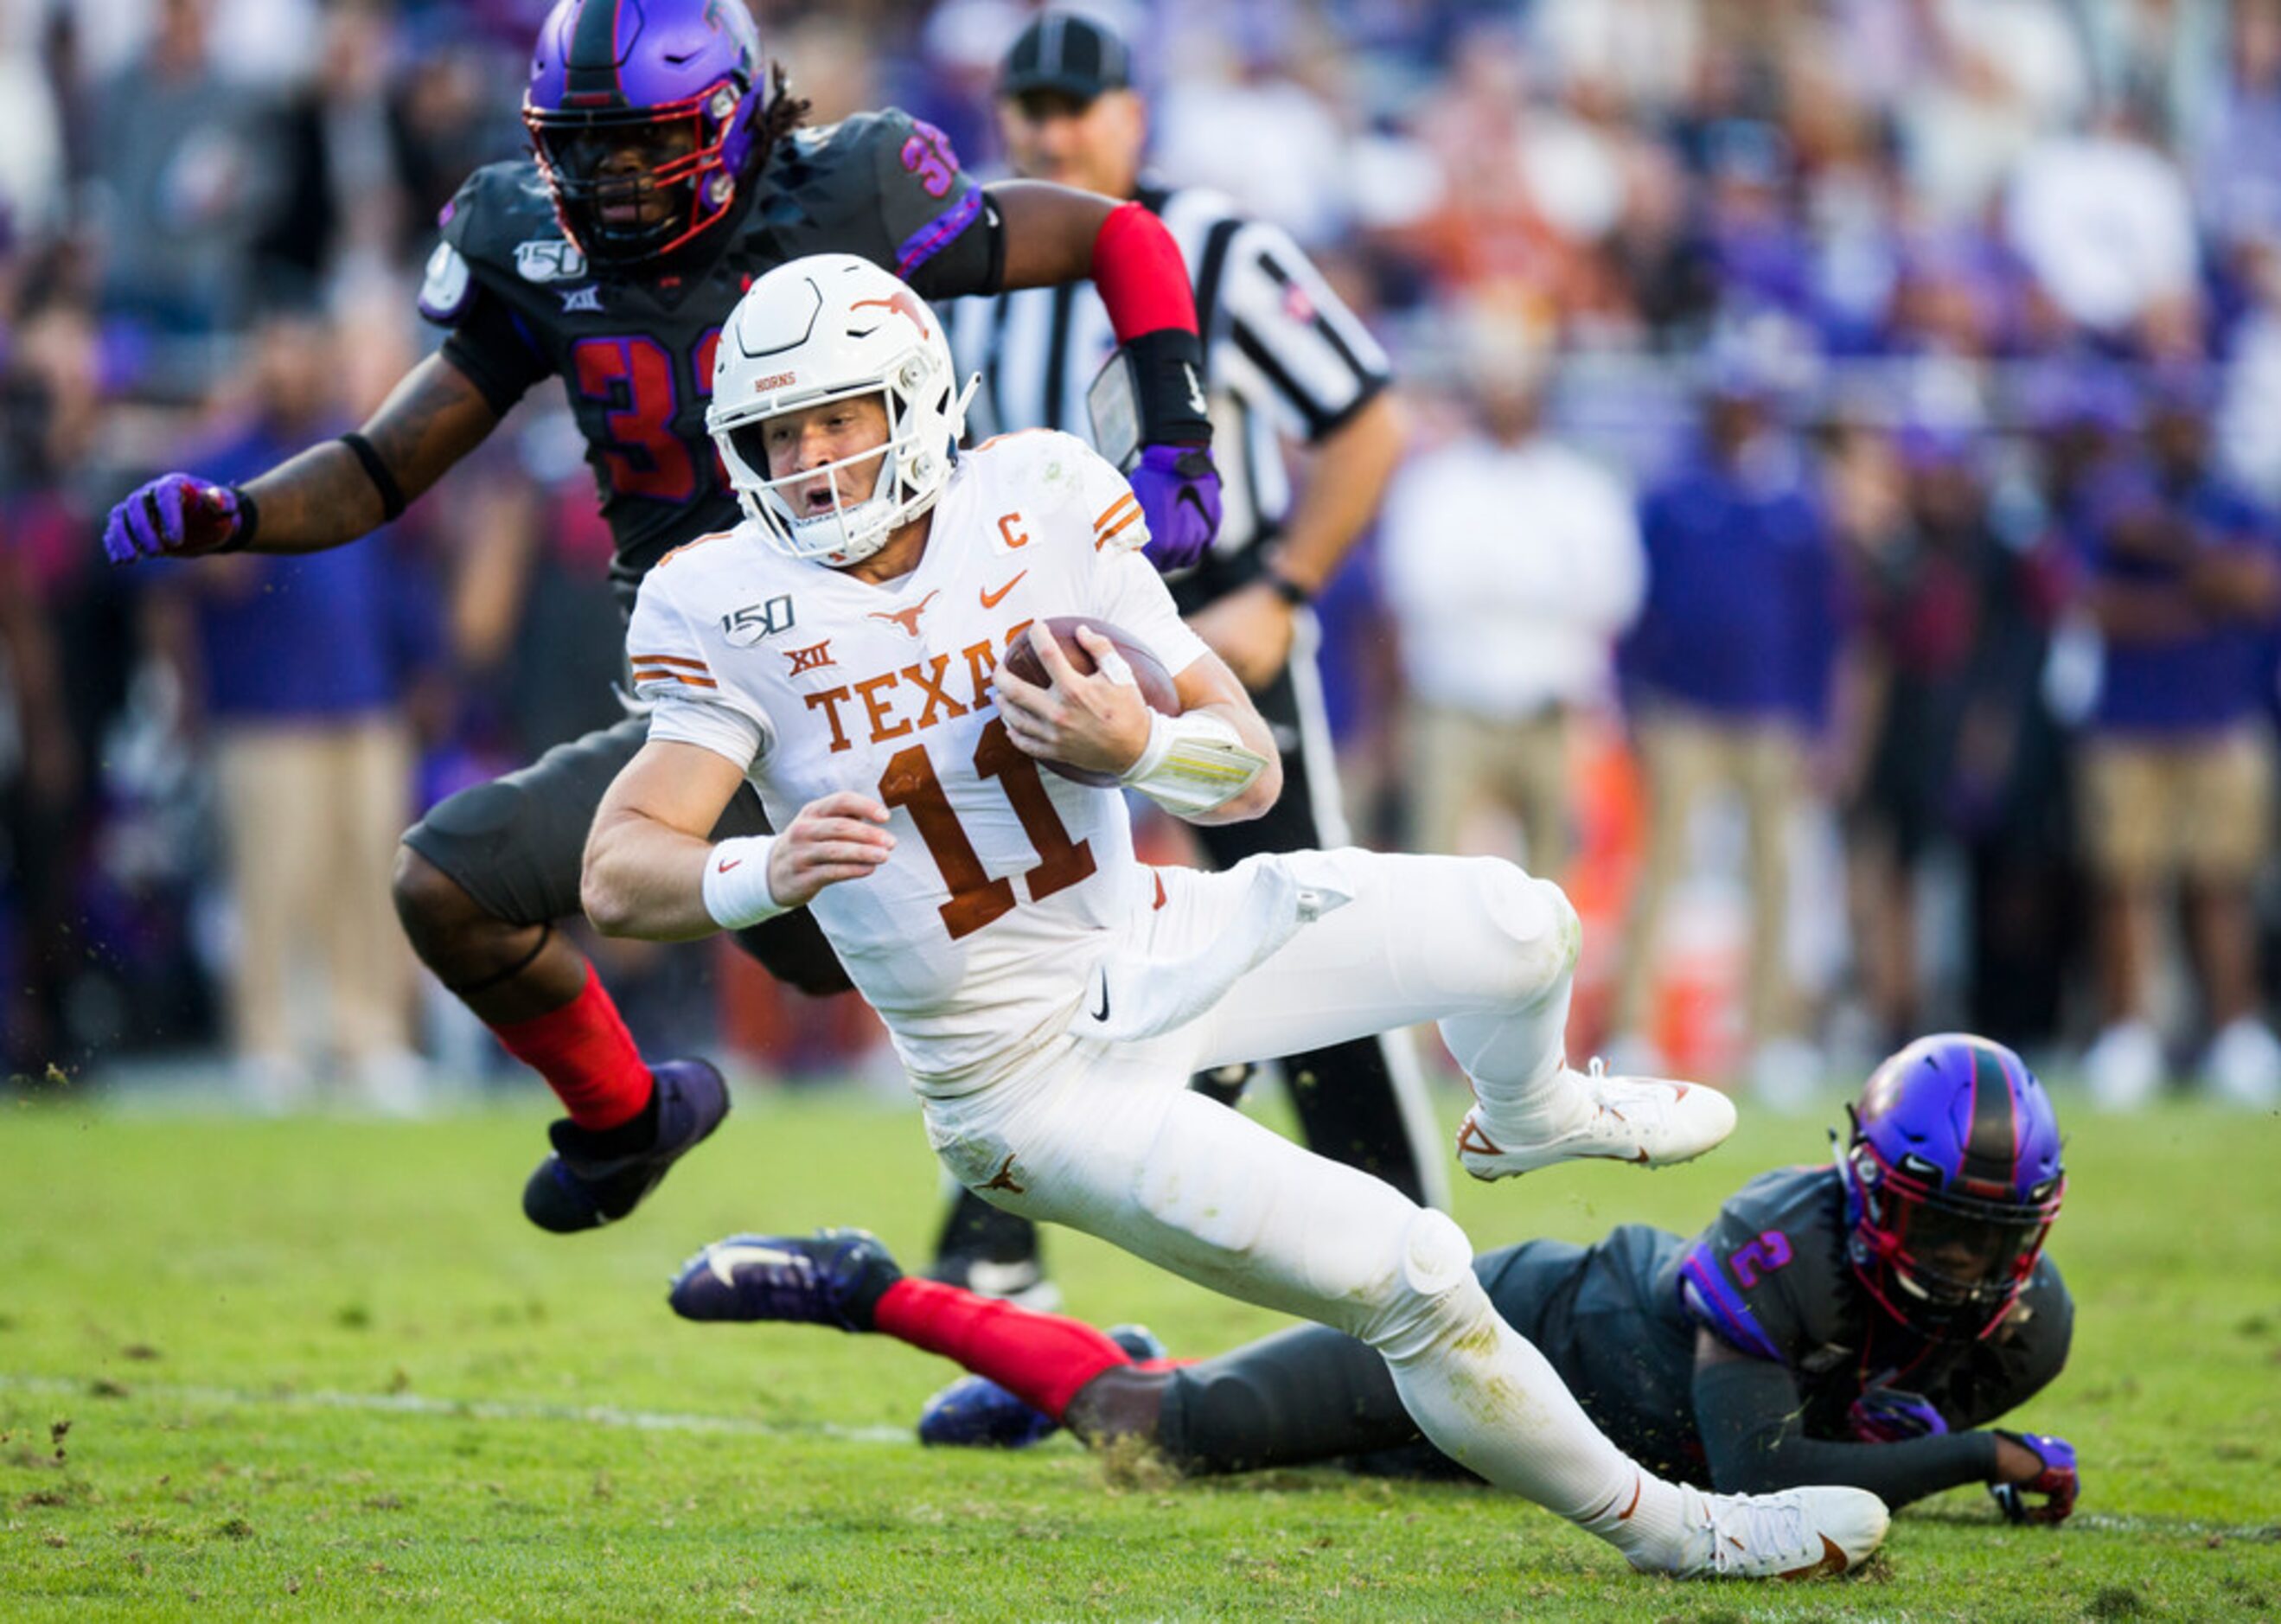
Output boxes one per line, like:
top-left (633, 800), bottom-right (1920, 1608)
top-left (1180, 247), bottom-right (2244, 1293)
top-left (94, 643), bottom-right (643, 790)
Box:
top-left (0, 1371), bottom-right (912, 1446)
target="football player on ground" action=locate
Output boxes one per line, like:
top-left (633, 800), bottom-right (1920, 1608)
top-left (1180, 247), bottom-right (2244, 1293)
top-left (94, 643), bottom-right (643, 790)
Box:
top-left (578, 253), bottom-right (1888, 1582)
top-left (99, 0), bottom-right (1224, 1233)
top-left (676, 1034), bottom-right (2080, 1526)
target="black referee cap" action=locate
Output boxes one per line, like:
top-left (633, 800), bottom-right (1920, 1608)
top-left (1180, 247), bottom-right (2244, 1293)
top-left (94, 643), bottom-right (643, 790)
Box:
top-left (1000, 11), bottom-right (1133, 102)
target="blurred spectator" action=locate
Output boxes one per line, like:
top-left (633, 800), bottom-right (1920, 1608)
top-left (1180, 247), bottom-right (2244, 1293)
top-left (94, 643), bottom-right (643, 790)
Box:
top-left (2004, 98), bottom-right (2201, 352)
top-left (1153, 13), bottom-right (1355, 246)
top-left (1829, 418), bottom-right (2016, 1050)
top-left (2073, 373), bottom-right (2281, 1109)
top-left (0, 6), bottom-right (67, 256)
top-left (140, 308), bottom-right (441, 1111)
top-left (1899, 0), bottom-right (2089, 225)
top-left (0, 286), bottom-right (114, 1076)
top-left (1381, 333), bottom-right (1643, 877)
top-left (2188, 0), bottom-right (2281, 254)
top-left (246, 0), bottom-right (410, 302)
top-left (1955, 364), bottom-right (2112, 1054)
top-left (86, 0), bottom-right (278, 336)
top-left (1612, 368), bottom-right (1839, 1102)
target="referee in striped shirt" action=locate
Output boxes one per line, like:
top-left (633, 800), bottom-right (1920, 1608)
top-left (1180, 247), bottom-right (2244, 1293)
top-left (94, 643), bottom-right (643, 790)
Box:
top-left (929, 10), bottom-right (1440, 1302)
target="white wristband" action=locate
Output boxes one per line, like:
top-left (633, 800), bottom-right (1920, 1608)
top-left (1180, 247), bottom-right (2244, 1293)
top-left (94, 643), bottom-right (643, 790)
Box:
top-left (1117, 709), bottom-right (1270, 818)
top-left (701, 834), bottom-right (789, 930)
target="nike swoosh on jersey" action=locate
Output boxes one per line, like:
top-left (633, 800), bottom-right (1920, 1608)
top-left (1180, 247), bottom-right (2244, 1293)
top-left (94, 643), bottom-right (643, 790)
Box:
top-left (980, 571), bottom-right (1027, 610)
top-left (1089, 971), bottom-right (1111, 1024)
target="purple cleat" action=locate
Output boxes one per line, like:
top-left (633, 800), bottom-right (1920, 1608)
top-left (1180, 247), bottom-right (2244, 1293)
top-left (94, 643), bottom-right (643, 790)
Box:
top-left (917, 1325), bottom-right (1166, 1448)
top-left (522, 1058), bottom-right (730, 1234)
top-left (668, 1228), bottom-right (903, 1332)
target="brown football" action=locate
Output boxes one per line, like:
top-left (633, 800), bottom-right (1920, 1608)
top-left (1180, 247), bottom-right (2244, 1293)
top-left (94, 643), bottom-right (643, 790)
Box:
top-left (999, 615), bottom-right (1179, 785)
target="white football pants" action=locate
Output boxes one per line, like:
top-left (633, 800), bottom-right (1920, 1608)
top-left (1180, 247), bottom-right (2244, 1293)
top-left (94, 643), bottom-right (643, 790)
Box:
top-left (919, 849), bottom-right (1690, 1562)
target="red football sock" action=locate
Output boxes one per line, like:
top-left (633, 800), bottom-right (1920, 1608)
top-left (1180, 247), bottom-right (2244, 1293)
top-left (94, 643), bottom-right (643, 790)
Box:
top-left (873, 1278), bottom-right (1134, 1420)
top-left (489, 965), bottom-right (653, 1129)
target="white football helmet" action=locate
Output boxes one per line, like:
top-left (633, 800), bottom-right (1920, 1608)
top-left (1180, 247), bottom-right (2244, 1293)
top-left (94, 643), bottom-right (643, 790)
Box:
top-left (707, 253), bottom-right (972, 568)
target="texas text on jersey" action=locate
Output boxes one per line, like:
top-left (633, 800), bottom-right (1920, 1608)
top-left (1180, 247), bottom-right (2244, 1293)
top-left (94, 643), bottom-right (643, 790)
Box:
top-left (624, 428), bottom-right (1209, 1086)
top-left (421, 109), bottom-right (994, 615)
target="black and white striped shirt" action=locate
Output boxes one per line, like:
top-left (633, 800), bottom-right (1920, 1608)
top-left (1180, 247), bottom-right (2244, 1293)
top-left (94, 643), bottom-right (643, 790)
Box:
top-left (949, 183), bottom-right (1391, 604)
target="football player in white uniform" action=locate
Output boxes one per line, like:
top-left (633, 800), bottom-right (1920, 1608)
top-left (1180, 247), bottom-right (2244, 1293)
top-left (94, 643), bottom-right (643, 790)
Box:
top-left (581, 253), bottom-right (1889, 1582)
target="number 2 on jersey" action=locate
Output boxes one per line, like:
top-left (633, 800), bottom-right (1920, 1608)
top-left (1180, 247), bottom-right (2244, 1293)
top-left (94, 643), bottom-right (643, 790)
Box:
top-left (879, 719), bottom-right (1096, 939)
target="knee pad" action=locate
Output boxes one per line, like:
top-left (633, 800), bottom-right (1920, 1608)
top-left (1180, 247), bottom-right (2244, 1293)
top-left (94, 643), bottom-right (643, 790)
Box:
top-left (1400, 1206), bottom-right (1473, 1300)
top-left (1341, 1205), bottom-right (1481, 1361)
top-left (1477, 863), bottom-right (1581, 1001)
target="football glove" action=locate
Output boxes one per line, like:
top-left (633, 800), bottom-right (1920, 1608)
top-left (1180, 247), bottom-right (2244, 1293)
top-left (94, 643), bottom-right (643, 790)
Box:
top-left (1847, 1384), bottom-right (1949, 1443)
top-left (102, 473), bottom-right (250, 562)
top-left (1990, 1429), bottom-right (2079, 1525)
top-left (1129, 444), bottom-right (1221, 572)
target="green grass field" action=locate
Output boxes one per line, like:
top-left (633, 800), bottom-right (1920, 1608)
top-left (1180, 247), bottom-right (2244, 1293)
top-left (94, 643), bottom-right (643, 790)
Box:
top-left (2, 1079), bottom-right (2277, 1621)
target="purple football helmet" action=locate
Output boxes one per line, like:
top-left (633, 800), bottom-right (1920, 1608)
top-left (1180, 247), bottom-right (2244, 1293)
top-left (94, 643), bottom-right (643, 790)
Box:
top-left (523, 0), bottom-right (767, 266)
top-left (1838, 1034), bottom-right (2065, 1341)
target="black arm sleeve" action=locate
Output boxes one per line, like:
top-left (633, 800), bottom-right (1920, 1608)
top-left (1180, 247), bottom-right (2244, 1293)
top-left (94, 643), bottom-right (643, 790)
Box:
top-left (1694, 1355), bottom-right (2001, 1509)
top-left (437, 285), bottom-right (553, 418)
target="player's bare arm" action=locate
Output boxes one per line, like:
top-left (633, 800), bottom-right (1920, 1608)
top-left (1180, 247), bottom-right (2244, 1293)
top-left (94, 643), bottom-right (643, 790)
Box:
top-left (581, 741), bottom-right (755, 941)
top-left (583, 742), bottom-right (895, 942)
top-left (1190, 389), bottom-right (1411, 689)
top-left (994, 623), bottom-right (1281, 824)
top-left (238, 355), bottom-right (501, 553)
top-left (101, 353), bottom-right (499, 562)
top-left (987, 181), bottom-right (1121, 288)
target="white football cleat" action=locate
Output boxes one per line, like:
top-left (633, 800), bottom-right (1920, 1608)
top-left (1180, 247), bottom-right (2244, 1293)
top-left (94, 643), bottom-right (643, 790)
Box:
top-left (1644, 1483), bottom-right (1888, 1582)
top-left (1455, 1060), bottom-right (1737, 1181)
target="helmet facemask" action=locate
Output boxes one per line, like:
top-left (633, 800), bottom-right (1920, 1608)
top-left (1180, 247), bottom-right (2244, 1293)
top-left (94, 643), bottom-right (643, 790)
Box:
top-left (526, 83), bottom-right (748, 265)
top-left (1837, 1111), bottom-right (2065, 1342)
top-left (521, 0), bottom-right (766, 268)
top-left (1837, 1033), bottom-right (2067, 1342)
top-left (710, 256), bottom-right (976, 571)
top-left (715, 372), bottom-right (976, 569)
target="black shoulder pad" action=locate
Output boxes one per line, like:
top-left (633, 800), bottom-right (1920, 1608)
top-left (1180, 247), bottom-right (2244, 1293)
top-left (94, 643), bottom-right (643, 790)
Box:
top-left (1674, 1167), bottom-right (1854, 1365)
top-left (764, 107), bottom-right (988, 296)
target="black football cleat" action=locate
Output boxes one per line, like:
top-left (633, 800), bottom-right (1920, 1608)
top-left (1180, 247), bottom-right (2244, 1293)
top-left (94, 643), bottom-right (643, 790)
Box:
top-left (928, 1189), bottom-right (1061, 1310)
top-left (521, 1058), bottom-right (729, 1233)
top-left (668, 1228), bottom-right (903, 1332)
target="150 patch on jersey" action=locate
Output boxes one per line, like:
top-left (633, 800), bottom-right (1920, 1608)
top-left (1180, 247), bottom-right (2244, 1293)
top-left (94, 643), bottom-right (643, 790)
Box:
top-left (723, 595), bottom-right (796, 645)
top-left (516, 239), bottom-right (590, 283)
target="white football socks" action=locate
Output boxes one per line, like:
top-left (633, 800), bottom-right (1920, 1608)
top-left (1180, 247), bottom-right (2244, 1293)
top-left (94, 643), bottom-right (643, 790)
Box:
top-left (1437, 871), bottom-right (1593, 1146)
top-left (1381, 1276), bottom-right (1693, 1569)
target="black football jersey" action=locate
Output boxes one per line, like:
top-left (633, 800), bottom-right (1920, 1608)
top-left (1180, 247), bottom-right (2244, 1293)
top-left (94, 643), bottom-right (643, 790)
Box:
top-left (1454, 1165), bottom-right (2071, 1481)
top-left (1662, 1164), bottom-right (2073, 1438)
top-left (417, 111), bottom-right (994, 616)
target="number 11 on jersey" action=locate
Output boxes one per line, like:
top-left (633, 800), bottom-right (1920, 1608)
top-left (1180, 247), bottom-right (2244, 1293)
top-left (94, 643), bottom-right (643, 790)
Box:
top-left (879, 719), bottom-right (1096, 940)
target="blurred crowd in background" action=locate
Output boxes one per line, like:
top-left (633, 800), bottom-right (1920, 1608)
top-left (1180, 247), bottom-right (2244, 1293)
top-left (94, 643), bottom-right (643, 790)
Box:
top-left (7, 0), bottom-right (2281, 1115)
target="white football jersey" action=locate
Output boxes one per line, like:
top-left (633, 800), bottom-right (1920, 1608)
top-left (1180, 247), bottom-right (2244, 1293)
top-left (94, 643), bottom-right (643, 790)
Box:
top-left (626, 430), bottom-right (1211, 1091)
